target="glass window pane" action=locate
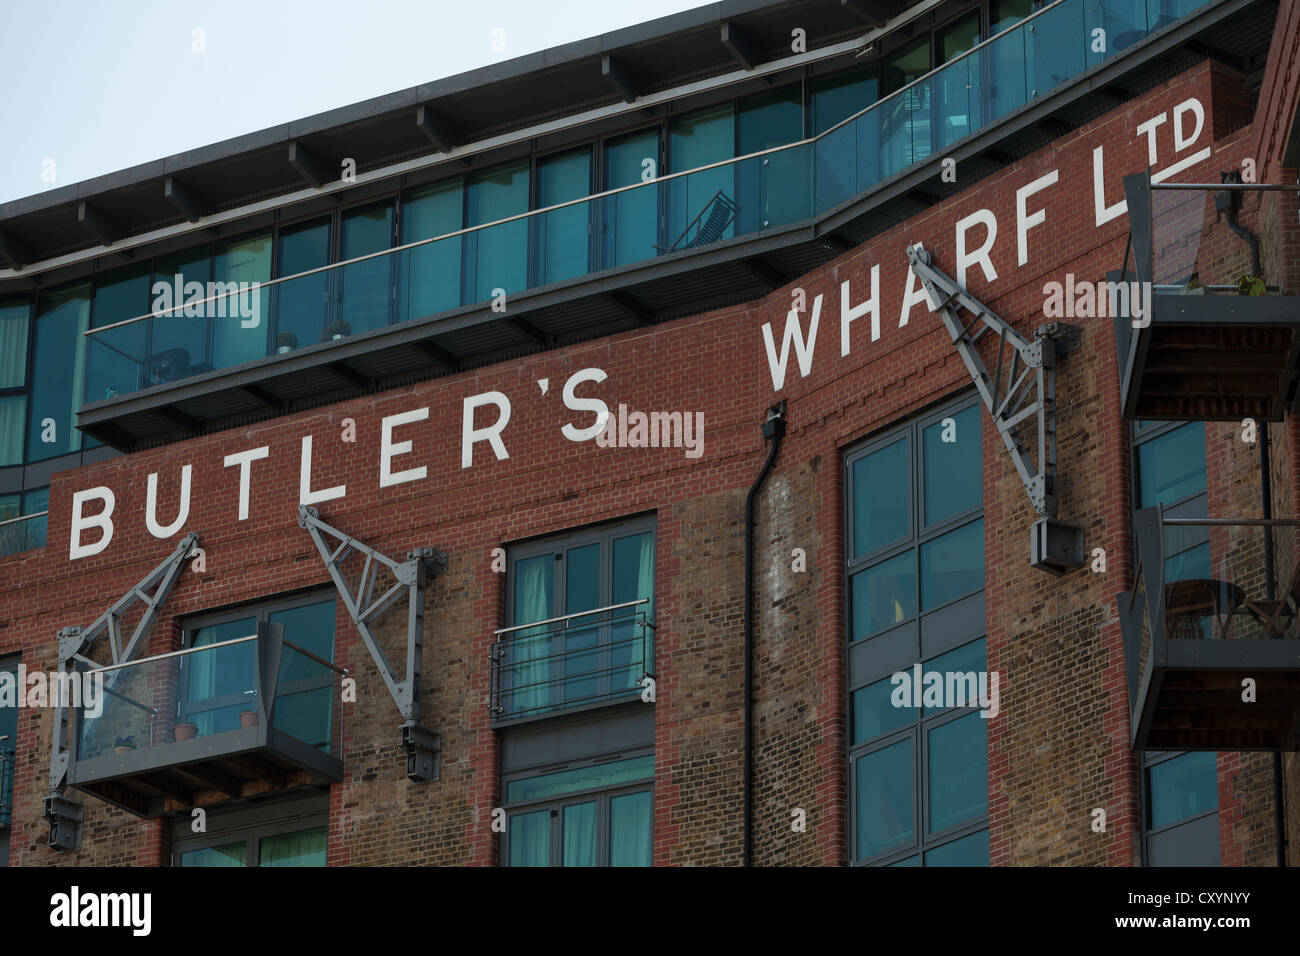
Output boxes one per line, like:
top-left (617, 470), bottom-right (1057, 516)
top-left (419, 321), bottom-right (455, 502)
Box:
top-left (0, 299), bottom-right (29, 388)
top-left (887, 854), bottom-right (920, 867)
top-left (612, 531), bottom-right (655, 695)
top-left (668, 104), bottom-right (736, 247)
top-left (340, 202), bottom-right (394, 335)
top-left (923, 405), bottom-right (980, 524)
top-left (508, 809), bottom-right (551, 867)
top-left (150, 245), bottom-right (212, 376)
top-left (185, 617), bottom-right (257, 736)
top-left (1148, 751), bottom-right (1217, 830)
top-left (22, 487), bottom-right (48, 551)
top-left (510, 553), bottom-right (556, 715)
top-left (400, 179), bottom-right (463, 321)
top-left (507, 754), bottom-right (654, 804)
top-left (536, 147), bottom-right (592, 285)
top-left (180, 841), bottom-right (247, 867)
top-left (0, 493), bottom-right (19, 557)
top-left (259, 826), bottom-right (326, 867)
top-left (603, 128), bottom-right (661, 267)
top-left (565, 543), bottom-right (601, 704)
top-left (938, 11), bottom-right (980, 63)
top-left (29, 283), bottom-right (90, 461)
top-left (1137, 424), bottom-right (1206, 507)
top-left (737, 85), bottom-right (805, 233)
top-left (851, 551), bottom-right (917, 640)
top-left (466, 161), bottom-right (529, 301)
top-left (922, 638), bottom-right (987, 717)
top-left (852, 437), bottom-right (909, 556)
top-left (920, 518), bottom-right (984, 610)
top-left (211, 233), bottom-right (271, 369)
top-left (0, 395), bottom-right (24, 466)
top-left (270, 600), bottom-right (336, 749)
top-left (89, 265), bottom-right (151, 402)
top-left (928, 711), bottom-right (988, 834)
top-left (855, 737), bottom-right (914, 860)
top-left (853, 674), bottom-right (915, 744)
top-left (811, 67), bottom-right (879, 135)
top-left (924, 827), bottom-right (989, 866)
top-left (610, 790), bottom-right (653, 867)
top-left (562, 801), bottom-right (598, 866)
top-left (991, 0), bottom-right (1034, 34)
top-left (276, 219), bottom-right (332, 350)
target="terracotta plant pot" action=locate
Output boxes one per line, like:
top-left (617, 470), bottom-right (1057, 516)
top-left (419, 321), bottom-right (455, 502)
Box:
top-left (174, 723), bottom-right (198, 742)
top-left (113, 746), bottom-right (134, 755)
top-left (239, 710), bottom-right (259, 729)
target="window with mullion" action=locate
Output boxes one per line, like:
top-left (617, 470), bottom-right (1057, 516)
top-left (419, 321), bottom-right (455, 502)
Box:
top-left (846, 394), bottom-right (987, 866)
top-left (172, 795), bottom-right (328, 867)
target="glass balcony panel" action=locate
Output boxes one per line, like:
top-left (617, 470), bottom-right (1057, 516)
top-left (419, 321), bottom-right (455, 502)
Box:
top-left (338, 202), bottom-right (395, 336)
top-left (212, 233), bottom-right (272, 367)
top-left (602, 128), bottom-right (661, 268)
top-left (814, 119), bottom-right (857, 216)
top-left (1026, 0), bottom-right (1087, 102)
top-left (398, 180), bottom-right (463, 321)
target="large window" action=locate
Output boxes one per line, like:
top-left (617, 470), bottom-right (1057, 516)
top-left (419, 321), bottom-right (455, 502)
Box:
top-left (501, 517), bottom-right (655, 721)
top-left (1131, 420), bottom-right (1218, 866)
top-left (500, 707), bottom-right (653, 867)
top-left (0, 487), bottom-right (47, 558)
top-left (172, 793), bottom-right (328, 867)
top-left (1, 655), bottom-right (16, 844)
top-left (846, 395), bottom-right (988, 866)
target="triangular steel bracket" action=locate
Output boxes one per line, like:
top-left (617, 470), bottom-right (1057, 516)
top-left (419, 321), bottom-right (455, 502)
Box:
top-left (298, 505), bottom-right (447, 781)
top-left (45, 532), bottom-right (200, 848)
top-left (907, 242), bottom-right (1080, 519)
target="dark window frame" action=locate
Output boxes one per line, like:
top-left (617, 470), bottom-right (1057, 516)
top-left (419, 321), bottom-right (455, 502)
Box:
top-left (170, 792), bottom-right (329, 867)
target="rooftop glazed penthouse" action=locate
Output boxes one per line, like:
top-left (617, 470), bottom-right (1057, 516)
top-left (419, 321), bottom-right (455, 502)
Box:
top-left (1, 0), bottom-right (1299, 869)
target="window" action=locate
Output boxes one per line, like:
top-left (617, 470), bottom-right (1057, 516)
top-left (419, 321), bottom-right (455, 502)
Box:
top-left (810, 67), bottom-right (878, 136)
top-left (28, 283), bottom-right (90, 463)
top-left (1131, 421), bottom-right (1218, 865)
top-left (400, 179), bottom-right (463, 321)
top-left (339, 200), bottom-right (395, 336)
top-left (500, 707), bottom-right (654, 867)
top-left (172, 793), bottom-right (328, 867)
top-left (500, 517), bottom-right (655, 721)
top-left (881, 36), bottom-right (933, 172)
top-left (535, 146), bottom-right (594, 285)
top-left (0, 487), bottom-right (48, 558)
top-left (466, 160), bottom-right (530, 301)
top-left (601, 128), bottom-right (661, 268)
top-left (180, 594), bottom-right (337, 748)
top-left (1, 656), bottom-right (16, 835)
top-left (668, 105), bottom-right (736, 249)
top-left (846, 395), bottom-right (987, 865)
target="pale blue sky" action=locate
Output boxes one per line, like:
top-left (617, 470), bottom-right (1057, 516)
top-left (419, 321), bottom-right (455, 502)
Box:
top-left (0, 0), bottom-right (706, 204)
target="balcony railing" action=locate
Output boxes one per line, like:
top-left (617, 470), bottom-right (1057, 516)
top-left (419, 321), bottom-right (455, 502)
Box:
top-left (1120, 508), bottom-right (1300, 750)
top-left (82, 0), bottom-right (1212, 404)
top-left (68, 625), bottom-right (347, 816)
top-left (1116, 177), bottom-right (1300, 421)
top-left (0, 736), bottom-right (12, 830)
top-left (0, 510), bottom-right (48, 558)
top-left (490, 599), bottom-right (654, 723)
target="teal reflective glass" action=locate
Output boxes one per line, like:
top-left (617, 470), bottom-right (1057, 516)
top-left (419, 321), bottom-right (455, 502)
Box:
top-left (920, 518), bottom-right (984, 611)
top-left (852, 437), bottom-right (909, 557)
top-left (536, 147), bottom-right (592, 285)
top-left (852, 551), bottom-right (917, 640)
top-left (887, 854), bottom-right (920, 867)
top-left (507, 754), bottom-right (654, 803)
top-left (88, 265), bottom-right (150, 405)
top-left (275, 219), bottom-right (332, 350)
top-left (927, 711), bottom-right (988, 833)
top-left (466, 161), bottom-right (529, 301)
top-left (1026, 0), bottom-right (1087, 94)
top-left (855, 738), bottom-right (914, 860)
top-left (1, 660), bottom-right (14, 825)
top-left (881, 37), bottom-right (932, 173)
top-left (924, 827), bottom-right (989, 866)
top-left (211, 232), bottom-right (271, 368)
top-left (29, 284), bottom-right (90, 461)
top-left (737, 86), bottom-right (806, 232)
top-left (509, 809), bottom-right (550, 866)
top-left (923, 405), bottom-right (981, 525)
top-left (612, 531), bottom-right (655, 695)
top-left (400, 179), bottom-right (463, 321)
top-left (510, 553), bottom-right (555, 714)
top-left (565, 543), bottom-right (601, 704)
top-left (922, 638), bottom-right (987, 717)
top-left (939, 11), bottom-right (980, 63)
top-left (0, 299), bottom-right (30, 388)
top-left (811, 67), bottom-right (878, 136)
top-left (668, 105), bottom-right (736, 248)
top-left (150, 245), bottom-right (212, 378)
top-left (0, 395), bottom-right (23, 466)
top-left (1138, 423), bottom-right (1206, 507)
top-left (0, 495), bottom-right (17, 558)
top-left (990, 0), bottom-right (1034, 34)
top-left (602, 128), bottom-right (661, 268)
top-left (259, 826), bottom-right (326, 867)
top-left (184, 617), bottom-right (257, 736)
top-left (270, 600), bottom-right (336, 750)
top-left (852, 674), bottom-right (913, 745)
top-left (936, 14), bottom-right (982, 148)
top-left (22, 487), bottom-right (48, 551)
top-left (562, 801), bottom-right (598, 866)
top-left (340, 202), bottom-right (394, 335)
top-left (610, 790), bottom-right (653, 866)
top-left (1148, 751), bottom-right (1217, 830)
top-left (180, 841), bottom-right (246, 867)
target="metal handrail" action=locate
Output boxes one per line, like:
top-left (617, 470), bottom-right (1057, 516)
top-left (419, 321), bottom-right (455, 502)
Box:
top-left (1152, 183), bottom-right (1299, 191)
top-left (80, 0), bottom-right (1170, 340)
top-left (84, 634), bottom-right (256, 674)
top-left (493, 598), bottom-right (650, 637)
top-left (0, 509), bottom-right (48, 528)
